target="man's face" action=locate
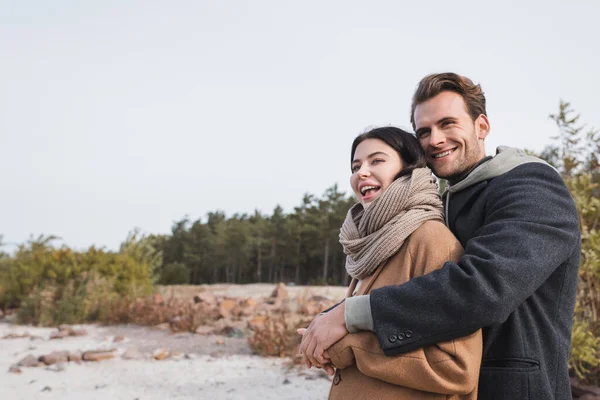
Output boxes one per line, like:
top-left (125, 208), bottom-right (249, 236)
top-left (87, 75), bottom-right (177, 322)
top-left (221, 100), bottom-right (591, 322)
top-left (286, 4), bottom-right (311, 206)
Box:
top-left (413, 91), bottom-right (489, 182)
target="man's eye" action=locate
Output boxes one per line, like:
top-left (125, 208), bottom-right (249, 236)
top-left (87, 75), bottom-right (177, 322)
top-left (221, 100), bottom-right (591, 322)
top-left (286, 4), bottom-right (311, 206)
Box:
top-left (417, 130), bottom-right (430, 138)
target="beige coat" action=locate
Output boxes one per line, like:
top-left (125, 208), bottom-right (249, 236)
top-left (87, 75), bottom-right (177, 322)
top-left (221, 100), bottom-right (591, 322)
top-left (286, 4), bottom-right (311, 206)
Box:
top-left (328, 220), bottom-right (482, 400)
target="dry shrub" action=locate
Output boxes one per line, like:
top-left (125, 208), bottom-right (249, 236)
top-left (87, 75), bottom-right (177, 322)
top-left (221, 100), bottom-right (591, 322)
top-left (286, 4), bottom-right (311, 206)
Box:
top-left (248, 312), bottom-right (311, 357)
top-left (99, 293), bottom-right (223, 332)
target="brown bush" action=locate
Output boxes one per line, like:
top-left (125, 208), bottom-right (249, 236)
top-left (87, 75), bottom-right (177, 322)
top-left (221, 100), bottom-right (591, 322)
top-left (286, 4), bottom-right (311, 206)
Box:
top-left (247, 312), bottom-right (311, 358)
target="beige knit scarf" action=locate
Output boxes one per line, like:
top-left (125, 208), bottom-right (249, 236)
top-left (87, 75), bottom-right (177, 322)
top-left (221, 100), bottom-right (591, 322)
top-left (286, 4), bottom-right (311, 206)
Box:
top-left (340, 168), bottom-right (444, 280)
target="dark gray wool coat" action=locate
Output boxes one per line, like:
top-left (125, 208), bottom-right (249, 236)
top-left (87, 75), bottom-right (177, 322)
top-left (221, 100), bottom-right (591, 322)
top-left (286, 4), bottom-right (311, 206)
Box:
top-left (369, 149), bottom-right (581, 400)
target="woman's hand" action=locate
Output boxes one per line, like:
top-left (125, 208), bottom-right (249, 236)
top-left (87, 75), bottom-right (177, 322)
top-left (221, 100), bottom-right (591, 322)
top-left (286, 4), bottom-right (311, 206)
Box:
top-left (297, 301), bottom-right (348, 372)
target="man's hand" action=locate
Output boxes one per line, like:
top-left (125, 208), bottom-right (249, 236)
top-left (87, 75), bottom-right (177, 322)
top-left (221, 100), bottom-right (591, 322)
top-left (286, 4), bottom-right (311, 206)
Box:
top-left (297, 300), bottom-right (348, 369)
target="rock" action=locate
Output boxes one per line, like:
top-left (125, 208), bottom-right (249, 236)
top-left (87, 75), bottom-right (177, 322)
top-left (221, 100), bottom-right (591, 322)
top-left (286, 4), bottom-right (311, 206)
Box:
top-left (49, 330), bottom-right (70, 340)
top-left (71, 329), bottom-right (88, 337)
top-left (0, 309), bottom-right (4, 319)
top-left (223, 326), bottom-right (245, 338)
top-left (68, 351), bottom-right (82, 363)
top-left (122, 349), bottom-right (144, 360)
top-left (2, 332), bottom-right (30, 339)
top-left (113, 335), bottom-right (126, 343)
top-left (82, 349), bottom-right (117, 362)
top-left (153, 348), bottom-right (169, 360)
top-left (41, 386), bottom-right (52, 392)
top-left (193, 292), bottom-right (217, 306)
top-left (57, 324), bottom-right (73, 333)
top-left (194, 325), bottom-right (215, 335)
top-left (219, 299), bottom-right (237, 319)
top-left (169, 352), bottom-right (184, 361)
top-left (17, 354), bottom-right (39, 368)
top-left (153, 323), bottom-right (170, 331)
top-left (216, 339), bottom-right (224, 345)
top-left (39, 351), bottom-right (69, 365)
top-left (271, 283), bottom-right (289, 300)
top-left (8, 365), bottom-right (22, 374)
top-left (283, 378), bottom-right (291, 384)
top-left (235, 298), bottom-right (259, 317)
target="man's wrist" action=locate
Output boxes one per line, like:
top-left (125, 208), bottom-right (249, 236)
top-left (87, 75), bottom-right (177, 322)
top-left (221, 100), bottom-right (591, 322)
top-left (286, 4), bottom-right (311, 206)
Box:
top-left (344, 295), bottom-right (374, 333)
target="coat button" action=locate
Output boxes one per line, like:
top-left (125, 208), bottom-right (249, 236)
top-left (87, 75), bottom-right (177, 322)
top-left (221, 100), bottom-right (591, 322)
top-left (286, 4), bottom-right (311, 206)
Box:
top-left (333, 372), bottom-right (341, 385)
top-left (397, 333), bottom-right (405, 340)
top-left (405, 330), bottom-right (413, 338)
top-left (389, 335), bottom-right (397, 343)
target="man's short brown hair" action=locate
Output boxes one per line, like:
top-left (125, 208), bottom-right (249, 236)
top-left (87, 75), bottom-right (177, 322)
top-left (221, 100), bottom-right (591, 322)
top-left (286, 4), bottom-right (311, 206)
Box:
top-left (410, 73), bottom-right (487, 130)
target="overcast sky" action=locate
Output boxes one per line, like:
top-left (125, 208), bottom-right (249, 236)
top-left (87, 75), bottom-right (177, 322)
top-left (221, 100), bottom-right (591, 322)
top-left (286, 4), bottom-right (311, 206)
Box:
top-left (1, 0), bottom-right (599, 251)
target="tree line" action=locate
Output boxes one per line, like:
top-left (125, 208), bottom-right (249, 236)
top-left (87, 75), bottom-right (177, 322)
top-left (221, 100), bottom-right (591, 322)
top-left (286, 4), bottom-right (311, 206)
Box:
top-left (151, 185), bottom-right (357, 286)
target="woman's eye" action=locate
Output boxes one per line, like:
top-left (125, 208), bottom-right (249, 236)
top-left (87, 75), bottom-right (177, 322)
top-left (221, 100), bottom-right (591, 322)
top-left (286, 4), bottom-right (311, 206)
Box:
top-left (351, 165), bottom-right (360, 172)
top-left (372, 159), bottom-right (384, 165)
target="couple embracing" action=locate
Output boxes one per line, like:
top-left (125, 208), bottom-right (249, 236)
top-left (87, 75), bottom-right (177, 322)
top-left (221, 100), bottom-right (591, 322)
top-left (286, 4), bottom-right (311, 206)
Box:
top-left (298, 73), bottom-right (581, 400)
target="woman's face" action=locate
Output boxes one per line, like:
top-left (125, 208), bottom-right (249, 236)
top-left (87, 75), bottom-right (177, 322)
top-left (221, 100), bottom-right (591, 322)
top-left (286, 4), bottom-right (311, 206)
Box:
top-left (350, 138), bottom-right (404, 208)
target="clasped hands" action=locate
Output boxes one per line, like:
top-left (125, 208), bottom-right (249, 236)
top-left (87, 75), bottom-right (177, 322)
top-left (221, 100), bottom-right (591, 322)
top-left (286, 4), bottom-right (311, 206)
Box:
top-left (297, 300), bottom-right (348, 376)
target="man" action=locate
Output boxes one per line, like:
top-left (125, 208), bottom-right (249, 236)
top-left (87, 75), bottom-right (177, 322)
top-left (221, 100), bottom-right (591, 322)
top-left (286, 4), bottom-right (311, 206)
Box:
top-left (299, 73), bottom-right (581, 399)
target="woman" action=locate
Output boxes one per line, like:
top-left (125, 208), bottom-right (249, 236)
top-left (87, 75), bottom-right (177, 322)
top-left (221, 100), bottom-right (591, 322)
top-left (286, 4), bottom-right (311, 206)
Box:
top-left (326, 127), bottom-right (482, 400)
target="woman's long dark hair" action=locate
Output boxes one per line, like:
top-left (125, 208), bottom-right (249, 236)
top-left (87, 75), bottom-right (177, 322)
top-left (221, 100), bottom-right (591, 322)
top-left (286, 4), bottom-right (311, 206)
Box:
top-left (350, 127), bottom-right (426, 179)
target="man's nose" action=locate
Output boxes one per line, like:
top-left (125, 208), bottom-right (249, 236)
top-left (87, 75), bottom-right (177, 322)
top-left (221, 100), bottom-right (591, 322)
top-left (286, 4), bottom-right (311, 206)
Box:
top-left (430, 127), bottom-right (446, 147)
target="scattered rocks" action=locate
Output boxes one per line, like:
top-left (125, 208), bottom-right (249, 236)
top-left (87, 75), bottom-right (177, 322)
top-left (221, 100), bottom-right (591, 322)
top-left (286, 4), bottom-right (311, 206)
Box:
top-left (153, 323), bottom-right (170, 331)
top-left (8, 365), bottom-right (22, 374)
top-left (2, 332), bottom-right (30, 339)
top-left (82, 349), bottom-right (117, 362)
top-left (17, 354), bottom-right (40, 368)
top-left (41, 386), bottom-right (52, 392)
top-left (193, 292), bottom-right (217, 306)
top-left (194, 325), bottom-right (215, 335)
top-left (219, 299), bottom-right (237, 319)
top-left (49, 325), bottom-right (87, 339)
top-left (152, 348), bottom-right (169, 360)
top-left (68, 351), bottom-right (83, 363)
top-left (40, 351), bottom-right (69, 365)
top-left (122, 348), bottom-right (144, 360)
top-left (113, 335), bottom-right (126, 343)
top-left (223, 326), bottom-right (245, 338)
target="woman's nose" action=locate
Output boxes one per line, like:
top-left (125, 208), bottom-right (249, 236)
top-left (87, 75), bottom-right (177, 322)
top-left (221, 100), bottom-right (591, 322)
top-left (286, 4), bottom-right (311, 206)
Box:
top-left (358, 166), bottom-right (371, 178)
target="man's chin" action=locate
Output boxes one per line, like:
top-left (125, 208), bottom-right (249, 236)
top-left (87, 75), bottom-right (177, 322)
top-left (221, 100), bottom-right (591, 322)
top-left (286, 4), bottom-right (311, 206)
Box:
top-left (428, 166), bottom-right (462, 183)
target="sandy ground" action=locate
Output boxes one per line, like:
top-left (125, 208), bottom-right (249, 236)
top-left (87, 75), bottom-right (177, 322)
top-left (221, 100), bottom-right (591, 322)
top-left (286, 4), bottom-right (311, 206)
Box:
top-left (0, 284), bottom-right (345, 400)
top-left (0, 322), bottom-right (332, 400)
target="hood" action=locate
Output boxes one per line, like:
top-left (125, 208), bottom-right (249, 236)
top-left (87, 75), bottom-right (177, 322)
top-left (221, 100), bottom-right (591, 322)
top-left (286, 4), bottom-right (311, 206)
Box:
top-left (447, 146), bottom-right (553, 194)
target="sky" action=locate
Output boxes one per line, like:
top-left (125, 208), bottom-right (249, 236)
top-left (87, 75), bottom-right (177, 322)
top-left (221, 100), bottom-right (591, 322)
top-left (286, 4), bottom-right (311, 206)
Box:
top-left (1, 0), bottom-right (599, 251)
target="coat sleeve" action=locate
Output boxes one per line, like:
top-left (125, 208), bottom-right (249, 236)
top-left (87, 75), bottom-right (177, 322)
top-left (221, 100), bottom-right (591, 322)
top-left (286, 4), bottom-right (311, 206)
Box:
top-left (326, 221), bottom-right (482, 395)
top-left (327, 330), bottom-right (481, 395)
top-left (370, 163), bottom-right (581, 356)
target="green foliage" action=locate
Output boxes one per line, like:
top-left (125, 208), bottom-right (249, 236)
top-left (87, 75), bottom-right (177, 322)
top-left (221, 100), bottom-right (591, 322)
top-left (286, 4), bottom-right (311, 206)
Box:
top-left (158, 262), bottom-right (190, 285)
top-left (0, 235), bottom-right (154, 326)
top-left (536, 100), bottom-right (600, 383)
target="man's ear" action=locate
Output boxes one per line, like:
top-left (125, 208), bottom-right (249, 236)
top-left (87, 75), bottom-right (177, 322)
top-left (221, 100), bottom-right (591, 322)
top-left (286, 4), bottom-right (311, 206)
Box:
top-left (475, 114), bottom-right (490, 140)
